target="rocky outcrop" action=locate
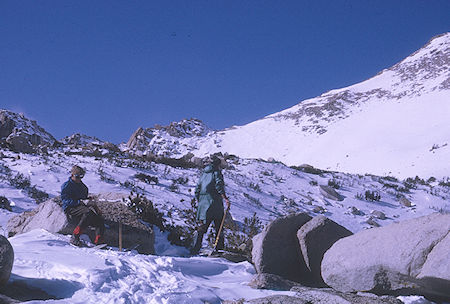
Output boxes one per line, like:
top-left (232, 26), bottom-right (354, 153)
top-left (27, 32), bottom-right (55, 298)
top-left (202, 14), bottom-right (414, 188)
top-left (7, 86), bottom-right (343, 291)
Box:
top-left (7, 198), bottom-right (154, 254)
top-left (0, 110), bottom-right (56, 153)
top-left (297, 215), bottom-right (353, 286)
top-left (126, 127), bottom-right (149, 150)
top-left (0, 235), bottom-right (14, 287)
top-left (321, 213), bottom-right (450, 300)
top-left (252, 213), bottom-right (312, 284)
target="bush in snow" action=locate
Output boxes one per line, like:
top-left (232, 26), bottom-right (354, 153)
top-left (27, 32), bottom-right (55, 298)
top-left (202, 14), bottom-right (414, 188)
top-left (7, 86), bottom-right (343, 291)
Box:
top-left (172, 177), bottom-right (189, 185)
top-left (168, 181), bottom-right (179, 193)
top-left (9, 173), bottom-right (31, 189)
top-left (405, 176), bottom-right (428, 187)
top-left (165, 198), bottom-right (198, 248)
top-left (120, 180), bottom-right (145, 194)
top-left (224, 212), bottom-right (263, 258)
top-left (327, 178), bottom-right (341, 189)
top-left (134, 173), bottom-right (158, 184)
top-left (364, 190), bottom-right (381, 202)
top-left (97, 167), bottom-right (116, 184)
top-left (309, 180), bottom-right (318, 186)
top-left (124, 192), bottom-right (165, 229)
top-left (7, 173), bottom-right (49, 203)
top-left (438, 177), bottom-right (450, 187)
top-left (249, 182), bottom-right (261, 192)
top-left (27, 186), bottom-right (49, 203)
top-left (0, 196), bottom-right (12, 211)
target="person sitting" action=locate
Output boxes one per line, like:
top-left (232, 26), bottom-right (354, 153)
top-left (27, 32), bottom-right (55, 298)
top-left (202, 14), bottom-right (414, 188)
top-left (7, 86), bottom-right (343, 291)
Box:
top-left (61, 165), bottom-right (105, 246)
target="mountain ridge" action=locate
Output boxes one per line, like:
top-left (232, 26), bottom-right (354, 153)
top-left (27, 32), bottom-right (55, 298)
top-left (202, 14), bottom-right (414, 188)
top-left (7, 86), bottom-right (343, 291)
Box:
top-left (126, 33), bottom-right (450, 179)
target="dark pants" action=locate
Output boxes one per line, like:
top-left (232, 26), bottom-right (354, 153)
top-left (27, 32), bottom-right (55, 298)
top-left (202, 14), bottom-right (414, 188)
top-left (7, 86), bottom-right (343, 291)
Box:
top-left (65, 204), bottom-right (105, 237)
top-left (191, 215), bottom-right (224, 254)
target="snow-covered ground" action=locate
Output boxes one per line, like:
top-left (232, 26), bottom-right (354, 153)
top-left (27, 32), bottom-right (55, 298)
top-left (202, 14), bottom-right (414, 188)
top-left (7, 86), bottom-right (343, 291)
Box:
top-left (1, 147), bottom-right (449, 303)
top-left (9, 229), bottom-right (293, 303)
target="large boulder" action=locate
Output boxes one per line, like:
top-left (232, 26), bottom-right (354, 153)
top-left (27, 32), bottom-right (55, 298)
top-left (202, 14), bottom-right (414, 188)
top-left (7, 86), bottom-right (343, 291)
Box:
top-left (0, 235), bottom-right (14, 287)
top-left (6, 200), bottom-right (67, 236)
top-left (297, 215), bottom-right (353, 286)
top-left (252, 213), bottom-right (312, 284)
top-left (7, 198), bottom-right (154, 254)
top-left (321, 213), bottom-right (450, 300)
top-left (418, 231), bottom-right (450, 282)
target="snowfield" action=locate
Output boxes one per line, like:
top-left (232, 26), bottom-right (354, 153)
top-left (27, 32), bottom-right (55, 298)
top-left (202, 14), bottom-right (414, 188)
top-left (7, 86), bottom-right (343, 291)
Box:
top-left (9, 229), bottom-right (293, 304)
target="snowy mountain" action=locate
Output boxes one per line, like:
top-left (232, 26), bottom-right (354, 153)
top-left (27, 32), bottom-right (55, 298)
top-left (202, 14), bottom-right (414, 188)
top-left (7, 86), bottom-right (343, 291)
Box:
top-left (125, 118), bottom-right (210, 156)
top-left (127, 33), bottom-right (450, 179)
top-left (1, 33), bottom-right (449, 304)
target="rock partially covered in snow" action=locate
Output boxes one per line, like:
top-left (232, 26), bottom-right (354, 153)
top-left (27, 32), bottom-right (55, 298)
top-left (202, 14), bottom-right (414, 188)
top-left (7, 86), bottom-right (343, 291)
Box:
top-left (7, 198), bottom-right (155, 254)
top-left (321, 213), bottom-right (450, 300)
top-left (126, 118), bottom-right (210, 154)
top-left (6, 199), bottom-right (67, 237)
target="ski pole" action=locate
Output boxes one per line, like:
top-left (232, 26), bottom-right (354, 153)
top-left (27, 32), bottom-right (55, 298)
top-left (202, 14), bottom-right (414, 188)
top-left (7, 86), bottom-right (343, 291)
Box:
top-left (209, 205), bottom-right (230, 256)
top-left (119, 222), bottom-right (122, 251)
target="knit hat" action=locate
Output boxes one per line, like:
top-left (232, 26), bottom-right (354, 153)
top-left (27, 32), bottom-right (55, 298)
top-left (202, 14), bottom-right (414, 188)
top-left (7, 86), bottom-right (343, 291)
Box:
top-left (71, 165), bottom-right (85, 176)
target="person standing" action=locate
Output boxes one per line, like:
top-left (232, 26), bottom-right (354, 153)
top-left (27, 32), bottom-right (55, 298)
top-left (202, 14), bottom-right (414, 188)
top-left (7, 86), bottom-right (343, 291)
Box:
top-left (191, 155), bottom-right (230, 255)
top-left (61, 165), bottom-right (105, 246)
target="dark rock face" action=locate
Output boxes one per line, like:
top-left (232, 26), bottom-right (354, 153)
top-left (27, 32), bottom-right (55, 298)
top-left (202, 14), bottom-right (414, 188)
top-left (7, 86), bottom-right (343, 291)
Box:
top-left (251, 213), bottom-right (312, 284)
top-left (0, 235), bottom-right (14, 287)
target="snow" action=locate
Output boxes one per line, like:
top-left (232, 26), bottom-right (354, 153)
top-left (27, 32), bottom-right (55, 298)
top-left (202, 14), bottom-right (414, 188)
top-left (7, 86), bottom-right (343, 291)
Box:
top-left (7, 229), bottom-right (293, 303)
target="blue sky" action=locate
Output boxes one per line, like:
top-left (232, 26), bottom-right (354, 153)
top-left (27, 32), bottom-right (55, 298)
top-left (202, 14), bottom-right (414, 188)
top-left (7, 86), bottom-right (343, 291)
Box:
top-left (1, 1), bottom-right (449, 144)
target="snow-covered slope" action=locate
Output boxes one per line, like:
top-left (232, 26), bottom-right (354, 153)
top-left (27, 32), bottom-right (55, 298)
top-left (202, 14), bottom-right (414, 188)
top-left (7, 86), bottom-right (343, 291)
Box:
top-left (1, 146), bottom-right (449, 303)
top-left (128, 33), bottom-right (450, 179)
top-left (1, 108), bottom-right (448, 303)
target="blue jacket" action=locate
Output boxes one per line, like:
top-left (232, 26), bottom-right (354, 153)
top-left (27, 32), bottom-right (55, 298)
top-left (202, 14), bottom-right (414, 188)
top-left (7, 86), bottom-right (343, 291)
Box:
top-left (195, 165), bottom-right (225, 222)
top-left (61, 177), bottom-right (88, 211)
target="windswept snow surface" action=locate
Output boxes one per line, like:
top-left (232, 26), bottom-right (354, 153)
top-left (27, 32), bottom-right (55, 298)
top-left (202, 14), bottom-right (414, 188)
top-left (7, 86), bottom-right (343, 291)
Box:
top-left (9, 229), bottom-right (292, 303)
